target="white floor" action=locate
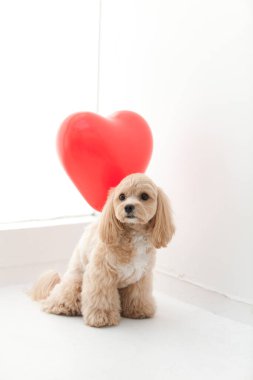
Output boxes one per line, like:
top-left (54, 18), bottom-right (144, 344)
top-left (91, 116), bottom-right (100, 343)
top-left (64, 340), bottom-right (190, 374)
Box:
top-left (0, 285), bottom-right (252, 380)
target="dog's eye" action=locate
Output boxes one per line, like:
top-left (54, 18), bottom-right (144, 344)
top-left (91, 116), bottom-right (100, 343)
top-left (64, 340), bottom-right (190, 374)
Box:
top-left (140, 193), bottom-right (149, 201)
top-left (119, 193), bottom-right (126, 201)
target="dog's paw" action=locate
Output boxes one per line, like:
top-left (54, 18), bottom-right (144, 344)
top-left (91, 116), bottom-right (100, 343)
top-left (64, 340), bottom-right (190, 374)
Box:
top-left (41, 298), bottom-right (81, 316)
top-left (84, 309), bottom-right (120, 327)
top-left (121, 300), bottom-right (156, 319)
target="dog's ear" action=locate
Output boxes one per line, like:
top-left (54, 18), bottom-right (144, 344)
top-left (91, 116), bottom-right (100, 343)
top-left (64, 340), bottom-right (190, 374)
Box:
top-left (150, 187), bottom-right (175, 248)
top-left (99, 189), bottom-right (123, 245)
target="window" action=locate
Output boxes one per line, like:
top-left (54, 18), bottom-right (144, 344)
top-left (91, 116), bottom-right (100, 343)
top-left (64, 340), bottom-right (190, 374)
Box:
top-left (0, 0), bottom-right (100, 222)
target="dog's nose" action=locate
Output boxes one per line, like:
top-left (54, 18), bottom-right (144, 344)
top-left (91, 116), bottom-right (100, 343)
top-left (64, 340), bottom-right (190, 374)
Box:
top-left (125, 204), bottom-right (135, 214)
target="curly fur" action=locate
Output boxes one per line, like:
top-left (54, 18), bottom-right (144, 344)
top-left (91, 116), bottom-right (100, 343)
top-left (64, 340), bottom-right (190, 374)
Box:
top-left (30, 173), bottom-right (175, 327)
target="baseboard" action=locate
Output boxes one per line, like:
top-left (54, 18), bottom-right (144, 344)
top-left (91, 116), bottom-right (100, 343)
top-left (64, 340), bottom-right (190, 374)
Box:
top-left (154, 269), bottom-right (253, 326)
top-left (0, 260), bottom-right (68, 287)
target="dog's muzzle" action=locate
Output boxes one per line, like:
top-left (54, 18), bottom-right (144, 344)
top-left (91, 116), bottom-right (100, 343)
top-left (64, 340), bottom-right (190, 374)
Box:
top-left (124, 204), bottom-right (136, 218)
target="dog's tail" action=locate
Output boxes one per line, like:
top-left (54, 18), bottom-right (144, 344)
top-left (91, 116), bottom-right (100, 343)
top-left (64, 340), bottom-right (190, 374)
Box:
top-left (29, 270), bottom-right (61, 301)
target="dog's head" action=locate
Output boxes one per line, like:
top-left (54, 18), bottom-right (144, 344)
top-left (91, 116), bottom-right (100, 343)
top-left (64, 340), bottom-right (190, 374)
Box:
top-left (99, 173), bottom-right (175, 248)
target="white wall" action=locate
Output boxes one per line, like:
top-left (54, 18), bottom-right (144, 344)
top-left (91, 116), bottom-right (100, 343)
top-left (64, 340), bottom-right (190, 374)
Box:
top-left (99, 0), bottom-right (253, 304)
top-left (0, 216), bottom-right (96, 286)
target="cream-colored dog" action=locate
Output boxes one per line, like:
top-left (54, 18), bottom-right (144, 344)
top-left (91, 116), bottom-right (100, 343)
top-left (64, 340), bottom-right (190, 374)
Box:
top-left (31, 173), bottom-right (175, 327)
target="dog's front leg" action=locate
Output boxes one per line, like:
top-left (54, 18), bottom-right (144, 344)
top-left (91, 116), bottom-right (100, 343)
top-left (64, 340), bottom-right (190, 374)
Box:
top-left (119, 272), bottom-right (156, 319)
top-left (81, 257), bottom-right (120, 327)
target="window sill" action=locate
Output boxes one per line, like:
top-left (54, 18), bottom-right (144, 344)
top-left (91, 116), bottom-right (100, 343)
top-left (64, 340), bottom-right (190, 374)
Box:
top-left (0, 214), bottom-right (97, 231)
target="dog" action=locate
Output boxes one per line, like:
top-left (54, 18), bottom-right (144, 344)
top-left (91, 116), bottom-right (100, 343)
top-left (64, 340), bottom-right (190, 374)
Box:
top-left (30, 173), bottom-right (175, 327)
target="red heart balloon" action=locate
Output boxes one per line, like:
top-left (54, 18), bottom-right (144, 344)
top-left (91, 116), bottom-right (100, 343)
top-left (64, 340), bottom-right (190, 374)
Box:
top-left (57, 111), bottom-right (153, 211)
